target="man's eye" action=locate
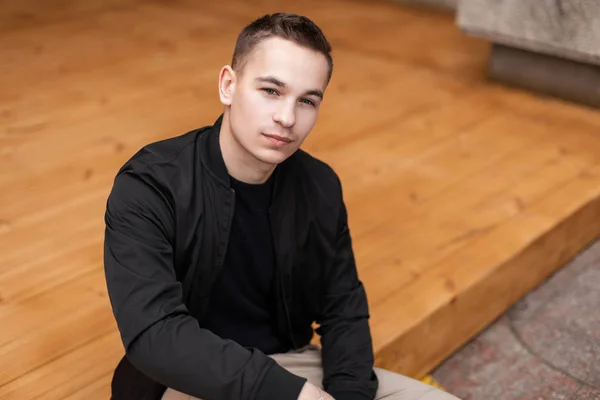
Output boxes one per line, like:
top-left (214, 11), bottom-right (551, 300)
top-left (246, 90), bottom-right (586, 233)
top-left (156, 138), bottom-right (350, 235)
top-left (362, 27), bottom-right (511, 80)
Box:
top-left (262, 88), bottom-right (278, 95)
top-left (300, 98), bottom-right (315, 106)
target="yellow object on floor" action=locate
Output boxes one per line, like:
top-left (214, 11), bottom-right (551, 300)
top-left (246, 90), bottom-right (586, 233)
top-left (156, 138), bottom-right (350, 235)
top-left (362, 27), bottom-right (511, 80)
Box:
top-left (419, 375), bottom-right (445, 390)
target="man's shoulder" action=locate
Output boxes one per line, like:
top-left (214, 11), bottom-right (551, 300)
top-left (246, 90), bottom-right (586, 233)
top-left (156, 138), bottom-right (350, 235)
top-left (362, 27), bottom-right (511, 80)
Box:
top-left (123, 126), bottom-right (209, 171)
top-left (292, 149), bottom-right (343, 197)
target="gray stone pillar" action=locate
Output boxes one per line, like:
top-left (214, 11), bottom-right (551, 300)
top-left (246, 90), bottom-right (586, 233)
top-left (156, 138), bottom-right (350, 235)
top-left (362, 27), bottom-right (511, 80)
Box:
top-left (457, 0), bottom-right (600, 107)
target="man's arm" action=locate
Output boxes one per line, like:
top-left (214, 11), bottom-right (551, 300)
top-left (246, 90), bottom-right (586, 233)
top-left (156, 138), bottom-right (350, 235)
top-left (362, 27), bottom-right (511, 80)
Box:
top-left (104, 161), bottom-right (307, 400)
top-left (315, 180), bottom-right (379, 400)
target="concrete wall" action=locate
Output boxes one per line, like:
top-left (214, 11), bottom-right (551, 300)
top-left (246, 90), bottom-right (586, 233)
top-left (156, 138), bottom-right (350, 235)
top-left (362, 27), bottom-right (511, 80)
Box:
top-left (457, 0), bottom-right (600, 67)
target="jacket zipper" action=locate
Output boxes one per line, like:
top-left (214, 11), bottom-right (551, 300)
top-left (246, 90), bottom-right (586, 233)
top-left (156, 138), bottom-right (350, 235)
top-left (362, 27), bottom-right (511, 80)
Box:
top-left (269, 208), bottom-right (298, 350)
top-left (203, 188), bottom-right (236, 314)
top-left (280, 270), bottom-right (298, 349)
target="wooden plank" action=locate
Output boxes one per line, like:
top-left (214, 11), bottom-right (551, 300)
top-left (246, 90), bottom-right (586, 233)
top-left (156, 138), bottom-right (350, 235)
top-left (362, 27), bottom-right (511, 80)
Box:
top-left (352, 110), bottom-right (600, 273)
top-left (61, 372), bottom-right (113, 400)
top-left (0, 236), bottom-right (101, 303)
top-left (470, 74), bottom-right (600, 132)
top-left (372, 160), bottom-right (600, 376)
top-left (0, 219), bottom-right (99, 277)
top-left (0, 271), bottom-right (114, 386)
top-left (0, 332), bottom-right (121, 400)
top-left (0, 193), bottom-right (105, 276)
top-left (0, 0), bottom-right (140, 32)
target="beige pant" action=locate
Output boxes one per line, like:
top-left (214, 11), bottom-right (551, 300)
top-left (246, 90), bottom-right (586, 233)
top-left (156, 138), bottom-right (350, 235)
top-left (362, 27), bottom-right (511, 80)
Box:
top-left (162, 345), bottom-right (460, 400)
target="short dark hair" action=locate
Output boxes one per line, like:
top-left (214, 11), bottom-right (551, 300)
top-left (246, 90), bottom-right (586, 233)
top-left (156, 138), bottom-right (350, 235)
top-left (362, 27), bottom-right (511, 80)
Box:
top-left (231, 13), bottom-right (333, 84)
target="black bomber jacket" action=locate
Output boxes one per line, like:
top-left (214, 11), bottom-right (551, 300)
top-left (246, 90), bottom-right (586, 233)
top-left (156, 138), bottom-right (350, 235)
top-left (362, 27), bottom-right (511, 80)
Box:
top-left (103, 114), bottom-right (379, 400)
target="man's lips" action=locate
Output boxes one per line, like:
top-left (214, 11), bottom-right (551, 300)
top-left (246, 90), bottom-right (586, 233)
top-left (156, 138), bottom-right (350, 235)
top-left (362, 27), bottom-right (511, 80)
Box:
top-left (263, 133), bottom-right (293, 143)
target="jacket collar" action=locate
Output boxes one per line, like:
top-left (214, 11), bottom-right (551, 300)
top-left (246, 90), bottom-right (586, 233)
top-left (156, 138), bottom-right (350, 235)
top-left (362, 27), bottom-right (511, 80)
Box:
top-left (199, 113), bottom-right (297, 204)
top-left (198, 114), bottom-right (231, 188)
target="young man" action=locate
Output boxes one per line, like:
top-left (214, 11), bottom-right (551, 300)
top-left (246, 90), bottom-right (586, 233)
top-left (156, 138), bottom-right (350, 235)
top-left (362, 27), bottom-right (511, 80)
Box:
top-left (104, 12), bottom-right (461, 400)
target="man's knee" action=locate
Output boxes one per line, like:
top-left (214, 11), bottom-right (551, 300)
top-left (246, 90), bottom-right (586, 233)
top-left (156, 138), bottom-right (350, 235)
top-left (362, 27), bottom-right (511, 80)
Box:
top-left (161, 388), bottom-right (195, 400)
top-left (374, 368), bottom-right (461, 400)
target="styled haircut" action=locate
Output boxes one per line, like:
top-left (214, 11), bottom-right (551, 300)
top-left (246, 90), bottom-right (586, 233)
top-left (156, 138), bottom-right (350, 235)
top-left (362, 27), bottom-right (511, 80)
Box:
top-left (231, 13), bottom-right (333, 84)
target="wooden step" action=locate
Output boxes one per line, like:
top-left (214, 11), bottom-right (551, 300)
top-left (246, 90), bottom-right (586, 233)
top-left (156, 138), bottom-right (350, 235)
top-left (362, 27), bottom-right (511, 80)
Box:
top-left (2, 0), bottom-right (600, 398)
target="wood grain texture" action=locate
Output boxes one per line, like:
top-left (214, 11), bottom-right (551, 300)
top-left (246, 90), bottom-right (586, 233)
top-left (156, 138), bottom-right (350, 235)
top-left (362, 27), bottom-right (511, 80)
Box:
top-left (2, 0), bottom-right (600, 398)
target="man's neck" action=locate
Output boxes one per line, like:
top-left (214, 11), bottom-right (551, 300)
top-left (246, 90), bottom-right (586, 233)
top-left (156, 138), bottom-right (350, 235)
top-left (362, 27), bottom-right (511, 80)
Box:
top-left (219, 117), bottom-right (276, 185)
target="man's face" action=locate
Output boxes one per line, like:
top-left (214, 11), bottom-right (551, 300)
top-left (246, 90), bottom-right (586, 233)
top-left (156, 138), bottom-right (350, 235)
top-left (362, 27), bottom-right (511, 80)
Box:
top-left (220, 37), bottom-right (330, 166)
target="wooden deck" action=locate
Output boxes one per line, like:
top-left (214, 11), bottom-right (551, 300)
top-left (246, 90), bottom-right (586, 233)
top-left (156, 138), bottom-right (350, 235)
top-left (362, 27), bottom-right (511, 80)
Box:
top-left (3, 0), bottom-right (600, 398)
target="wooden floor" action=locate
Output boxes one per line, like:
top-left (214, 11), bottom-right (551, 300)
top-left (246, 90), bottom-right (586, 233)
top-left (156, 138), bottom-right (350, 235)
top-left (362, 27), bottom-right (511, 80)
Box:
top-left (3, 0), bottom-right (600, 398)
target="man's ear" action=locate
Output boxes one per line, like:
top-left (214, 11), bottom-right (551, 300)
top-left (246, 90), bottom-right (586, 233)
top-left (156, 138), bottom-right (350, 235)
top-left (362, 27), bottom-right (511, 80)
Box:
top-left (218, 65), bottom-right (236, 106)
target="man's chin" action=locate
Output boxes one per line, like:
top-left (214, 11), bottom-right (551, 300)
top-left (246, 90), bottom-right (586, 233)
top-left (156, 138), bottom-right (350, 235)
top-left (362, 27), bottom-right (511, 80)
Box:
top-left (253, 148), bottom-right (295, 166)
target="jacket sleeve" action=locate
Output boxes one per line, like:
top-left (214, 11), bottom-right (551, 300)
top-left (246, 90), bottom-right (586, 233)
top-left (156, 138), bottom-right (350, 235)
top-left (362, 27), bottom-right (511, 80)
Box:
top-left (103, 161), bottom-right (307, 400)
top-left (315, 181), bottom-right (379, 400)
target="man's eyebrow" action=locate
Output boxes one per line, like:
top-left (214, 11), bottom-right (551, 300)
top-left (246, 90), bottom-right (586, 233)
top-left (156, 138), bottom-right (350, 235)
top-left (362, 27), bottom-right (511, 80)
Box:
top-left (255, 76), bottom-right (286, 87)
top-left (305, 89), bottom-right (324, 100)
top-left (255, 76), bottom-right (323, 100)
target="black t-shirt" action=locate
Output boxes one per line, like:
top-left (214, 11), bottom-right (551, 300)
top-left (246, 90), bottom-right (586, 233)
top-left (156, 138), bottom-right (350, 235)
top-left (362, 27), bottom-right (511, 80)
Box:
top-left (198, 173), bottom-right (286, 355)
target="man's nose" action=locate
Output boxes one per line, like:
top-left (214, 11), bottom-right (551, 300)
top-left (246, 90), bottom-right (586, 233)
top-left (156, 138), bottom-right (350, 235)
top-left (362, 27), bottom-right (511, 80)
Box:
top-left (273, 100), bottom-right (296, 128)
